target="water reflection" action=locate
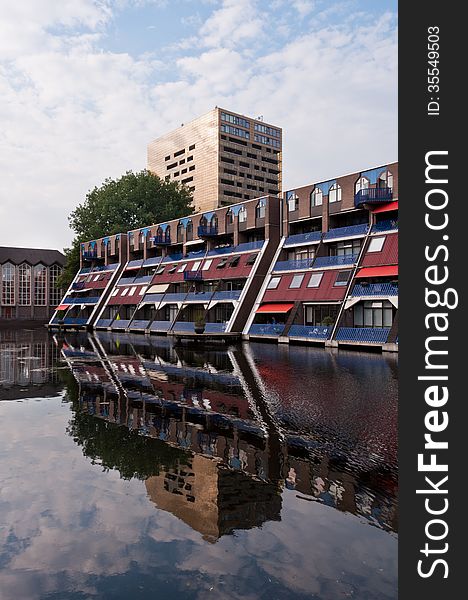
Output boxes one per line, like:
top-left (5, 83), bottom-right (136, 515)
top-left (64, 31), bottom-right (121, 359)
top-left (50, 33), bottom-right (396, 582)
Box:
top-left (59, 331), bottom-right (397, 536)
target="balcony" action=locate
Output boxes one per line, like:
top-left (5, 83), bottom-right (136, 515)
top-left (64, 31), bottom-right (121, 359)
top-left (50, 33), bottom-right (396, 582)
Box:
top-left (212, 290), bottom-right (242, 301)
top-left (184, 271), bottom-right (203, 281)
top-left (283, 231), bottom-right (322, 248)
top-left (149, 321), bottom-right (173, 332)
top-left (63, 296), bottom-right (101, 304)
top-left (198, 226), bottom-right (218, 237)
top-left (172, 321), bottom-right (195, 332)
top-left (112, 319), bottom-right (131, 329)
top-left (288, 325), bottom-right (331, 340)
top-left (82, 251), bottom-right (97, 260)
top-left (72, 281), bottom-right (86, 290)
top-left (249, 323), bottom-right (286, 337)
top-left (118, 277), bottom-right (135, 285)
top-left (95, 319), bottom-right (113, 328)
top-left (204, 323), bottom-right (227, 332)
top-left (313, 254), bottom-right (358, 268)
top-left (162, 253), bottom-right (184, 263)
top-left (354, 187), bottom-right (393, 207)
top-left (324, 223), bottom-right (368, 241)
top-left (152, 235), bottom-right (171, 246)
top-left (128, 319), bottom-right (150, 330)
top-left (63, 317), bottom-right (88, 325)
top-left (372, 219), bottom-right (398, 233)
top-left (133, 275), bottom-right (152, 284)
top-left (351, 283), bottom-right (398, 297)
top-left (273, 258), bottom-right (313, 272)
top-left (335, 327), bottom-right (391, 344)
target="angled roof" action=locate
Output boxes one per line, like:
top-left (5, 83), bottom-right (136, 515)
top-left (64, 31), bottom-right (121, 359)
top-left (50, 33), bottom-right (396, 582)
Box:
top-left (0, 247), bottom-right (65, 266)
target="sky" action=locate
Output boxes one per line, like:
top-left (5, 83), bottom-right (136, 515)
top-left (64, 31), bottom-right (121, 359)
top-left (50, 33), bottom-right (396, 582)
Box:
top-left (0, 0), bottom-right (397, 251)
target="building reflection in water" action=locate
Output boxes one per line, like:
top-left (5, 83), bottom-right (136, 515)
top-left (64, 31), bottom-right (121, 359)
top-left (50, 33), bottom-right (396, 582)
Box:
top-left (0, 328), bottom-right (62, 400)
top-left (58, 331), bottom-right (398, 542)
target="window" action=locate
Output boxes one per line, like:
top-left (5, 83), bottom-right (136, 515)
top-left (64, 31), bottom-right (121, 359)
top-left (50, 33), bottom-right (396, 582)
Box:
top-left (368, 236), bottom-right (386, 252)
top-left (49, 264), bottom-right (63, 307)
top-left (191, 261), bottom-right (201, 271)
top-left (253, 133), bottom-right (281, 148)
top-left (378, 170), bottom-right (394, 190)
top-left (167, 266), bottom-right (177, 274)
top-left (287, 192), bottom-right (298, 212)
top-left (355, 176), bottom-right (370, 194)
top-left (289, 274), bottom-right (304, 289)
top-left (111, 288), bottom-right (119, 297)
top-left (18, 263), bottom-right (31, 305)
top-left (328, 183), bottom-right (342, 203)
top-left (34, 264), bottom-right (47, 306)
top-left (305, 304), bottom-right (339, 326)
top-left (229, 256), bottom-right (240, 267)
top-left (93, 274), bottom-right (100, 281)
top-left (221, 112), bottom-right (250, 129)
top-left (217, 258), bottom-right (229, 269)
top-left (226, 209), bottom-right (234, 225)
top-left (311, 188), bottom-right (323, 207)
top-left (332, 239), bottom-right (361, 256)
top-left (2, 263), bottom-right (15, 305)
top-left (178, 264), bottom-right (187, 272)
top-left (130, 287), bottom-right (137, 296)
top-left (254, 123), bottom-right (280, 138)
top-left (246, 254), bottom-right (257, 266)
top-left (256, 198), bottom-right (266, 219)
top-left (155, 267), bottom-right (165, 275)
top-left (139, 286), bottom-right (148, 295)
top-left (307, 272), bottom-right (323, 288)
top-left (334, 271), bottom-right (351, 286)
top-left (121, 288), bottom-right (129, 296)
top-left (220, 124), bottom-right (250, 139)
top-left (267, 276), bottom-right (281, 289)
top-left (354, 300), bottom-right (394, 328)
top-left (189, 144), bottom-right (195, 151)
top-left (202, 260), bottom-right (213, 270)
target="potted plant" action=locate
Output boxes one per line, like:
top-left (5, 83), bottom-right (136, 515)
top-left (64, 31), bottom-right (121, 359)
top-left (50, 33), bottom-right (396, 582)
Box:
top-left (321, 316), bottom-right (335, 327)
top-left (194, 317), bottom-right (206, 334)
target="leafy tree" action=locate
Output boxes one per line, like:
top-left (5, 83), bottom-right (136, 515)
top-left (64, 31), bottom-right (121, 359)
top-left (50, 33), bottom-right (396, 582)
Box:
top-left (58, 170), bottom-right (193, 289)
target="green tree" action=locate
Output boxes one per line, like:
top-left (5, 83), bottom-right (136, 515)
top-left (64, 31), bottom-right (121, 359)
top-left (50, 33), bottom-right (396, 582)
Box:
top-left (58, 170), bottom-right (193, 289)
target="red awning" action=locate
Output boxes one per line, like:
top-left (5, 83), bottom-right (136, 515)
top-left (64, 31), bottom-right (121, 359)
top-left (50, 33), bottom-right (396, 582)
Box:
top-left (56, 304), bottom-right (70, 311)
top-left (256, 303), bottom-right (294, 314)
top-left (372, 201), bottom-right (398, 214)
top-left (356, 266), bottom-right (398, 278)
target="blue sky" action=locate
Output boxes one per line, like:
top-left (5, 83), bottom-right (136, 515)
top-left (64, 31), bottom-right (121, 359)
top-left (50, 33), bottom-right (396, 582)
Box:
top-left (0, 0), bottom-right (397, 249)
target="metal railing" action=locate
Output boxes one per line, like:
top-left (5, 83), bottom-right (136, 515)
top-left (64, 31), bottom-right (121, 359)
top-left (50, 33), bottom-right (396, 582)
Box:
top-left (312, 254), bottom-right (358, 268)
top-left (184, 291), bottom-right (213, 301)
top-left (95, 319), bottom-right (113, 328)
top-left (335, 327), bottom-right (391, 343)
top-left (63, 296), bottom-right (101, 304)
top-left (112, 319), bottom-right (131, 329)
top-left (149, 321), bottom-right (173, 331)
top-left (372, 219), bottom-right (398, 233)
top-left (63, 317), bottom-right (88, 325)
top-left (162, 253), bottom-right (184, 263)
top-left (283, 231), bottom-right (322, 247)
top-left (184, 271), bottom-right (203, 280)
top-left (198, 226), bottom-right (218, 237)
top-left (351, 283), bottom-right (398, 297)
top-left (248, 323), bottom-right (286, 336)
top-left (151, 235), bottom-right (171, 245)
top-left (354, 187), bottom-right (393, 207)
top-left (288, 325), bottom-right (331, 339)
top-left (117, 277), bottom-right (135, 285)
top-left (72, 281), bottom-right (86, 290)
top-left (133, 275), bottom-right (152, 284)
top-left (273, 258), bottom-right (313, 271)
top-left (205, 323), bottom-right (227, 332)
top-left (212, 290), bottom-right (242, 300)
top-left (172, 321), bottom-right (195, 332)
top-left (324, 223), bottom-right (369, 240)
top-left (128, 319), bottom-right (150, 330)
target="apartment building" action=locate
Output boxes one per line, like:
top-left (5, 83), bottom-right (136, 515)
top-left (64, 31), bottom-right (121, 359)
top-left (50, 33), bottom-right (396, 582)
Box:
top-left (147, 107), bottom-right (282, 212)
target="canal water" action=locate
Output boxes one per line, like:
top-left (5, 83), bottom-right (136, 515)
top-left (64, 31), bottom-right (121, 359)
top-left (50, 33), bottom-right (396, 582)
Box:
top-left (0, 328), bottom-right (398, 600)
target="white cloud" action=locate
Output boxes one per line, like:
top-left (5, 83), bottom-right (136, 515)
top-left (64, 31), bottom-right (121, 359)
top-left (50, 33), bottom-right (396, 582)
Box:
top-left (0, 0), bottom-right (397, 251)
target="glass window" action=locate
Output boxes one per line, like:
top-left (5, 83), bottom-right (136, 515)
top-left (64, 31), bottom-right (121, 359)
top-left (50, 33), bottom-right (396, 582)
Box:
top-left (329, 183), bottom-right (342, 203)
top-left (202, 259), bottom-right (213, 270)
top-left (34, 264), bottom-right (47, 306)
top-left (307, 272), bottom-right (323, 288)
top-left (121, 288), bottom-right (129, 296)
top-left (354, 300), bottom-right (394, 328)
top-left (155, 267), bottom-right (165, 275)
top-left (2, 263), bottom-right (15, 305)
top-left (229, 256), bottom-right (240, 267)
top-left (311, 188), bottom-right (323, 207)
top-left (287, 192), bottom-right (298, 212)
top-left (139, 286), bottom-right (148, 295)
top-left (191, 261), bottom-right (201, 271)
top-left (18, 263), bottom-right (31, 305)
top-left (111, 288), bottom-right (119, 297)
top-left (246, 254), bottom-right (257, 265)
top-left (217, 258), bottom-right (228, 269)
top-left (334, 271), bottom-right (350, 286)
top-left (256, 199), bottom-right (266, 219)
top-left (226, 210), bottom-right (233, 225)
top-left (49, 264), bottom-right (63, 307)
top-left (267, 276), bottom-right (281, 289)
top-left (289, 274), bottom-right (304, 289)
top-left (368, 236), bottom-right (386, 252)
top-left (130, 287), bottom-right (137, 295)
top-left (333, 239), bottom-right (361, 256)
top-left (378, 170), bottom-right (394, 190)
top-left (178, 264), bottom-right (187, 272)
top-left (355, 176), bottom-right (370, 193)
top-left (167, 266), bottom-right (177, 274)
top-left (239, 206), bottom-right (247, 222)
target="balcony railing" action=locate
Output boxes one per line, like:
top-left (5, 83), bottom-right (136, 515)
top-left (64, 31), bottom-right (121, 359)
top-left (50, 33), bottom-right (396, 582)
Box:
top-left (152, 235), bottom-right (171, 245)
top-left (205, 323), bottom-right (227, 332)
top-left (63, 317), bottom-right (88, 325)
top-left (118, 277), bottom-right (135, 285)
top-left (184, 271), bottom-right (203, 281)
top-left (273, 258), bottom-right (313, 272)
top-left (142, 293), bottom-right (165, 303)
top-left (212, 290), bottom-right (242, 301)
top-left (72, 281), bottom-right (86, 290)
top-left (149, 321), bottom-right (173, 332)
top-left (198, 226), bottom-right (218, 237)
top-left (184, 291), bottom-right (213, 301)
top-left (288, 325), bottom-right (331, 340)
top-left (162, 253), bottom-right (184, 263)
top-left (351, 283), bottom-right (398, 297)
top-left (324, 223), bottom-right (369, 240)
top-left (128, 320), bottom-right (150, 330)
top-left (82, 251), bottom-right (97, 260)
top-left (143, 256), bottom-right (163, 267)
top-left (354, 187), bottom-right (393, 207)
top-left (63, 296), bottom-right (101, 304)
top-left (95, 319), bottom-right (113, 328)
top-left (312, 254), bottom-right (358, 268)
top-left (111, 319), bottom-right (131, 329)
top-left (283, 231), bottom-right (322, 247)
top-left (372, 219), bottom-right (398, 233)
top-left (161, 293), bottom-right (187, 302)
top-left (172, 321), bottom-right (195, 332)
top-left (335, 327), bottom-right (391, 344)
top-left (249, 323), bottom-right (286, 336)
top-left (133, 275), bottom-right (152, 284)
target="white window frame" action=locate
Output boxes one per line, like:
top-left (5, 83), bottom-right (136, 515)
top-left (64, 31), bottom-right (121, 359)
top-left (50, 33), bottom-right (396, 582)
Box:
top-left (130, 287), bottom-right (137, 296)
top-left (267, 276), bottom-right (281, 290)
top-left (311, 188), bottom-right (323, 207)
top-left (307, 272), bottom-right (323, 288)
top-left (328, 183), bottom-right (342, 203)
top-left (368, 236), bottom-right (386, 253)
top-left (121, 288), bottom-right (129, 296)
top-left (178, 264), bottom-right (187, 272)
top-left (202, 259), bottom-right (213, 270)
top-left (191, 261), bottom-right (201, 271)
top-left (289, 274), bottom-right (304, 289)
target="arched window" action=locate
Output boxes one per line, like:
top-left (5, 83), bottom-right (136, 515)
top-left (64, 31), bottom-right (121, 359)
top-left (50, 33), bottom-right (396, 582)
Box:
top-left (226, 209), bottom-right (234, 226)
top-left (328, 183), bottom-right (342, 204)
top-left (177, 222), bottom-right (184, 242)
top-left (210, 215), bottom-right (218, 229)
top-left (378, 170), bottom-right (393, 190)
top-left (287, 191), bottom-right (298, 212)
top-left (34, 264), bottom-right (47, 306)
top-left (238, 206), bottom-right (247, 223)
top-left (199, 216), bottom-right (208, 228)
top-left (310, 188), bottom-right (323, 207)
top-left (18, 263), bottom-right (31, 305)
top-left (165, 225), bottom-right (171, 242)
top-left (49, 264), bottom-right (63, 307)
top-left (355, 176), bottom-right (370, 194)
top-left (256, 198), bottom-right (266, 219)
